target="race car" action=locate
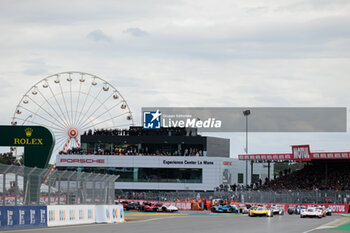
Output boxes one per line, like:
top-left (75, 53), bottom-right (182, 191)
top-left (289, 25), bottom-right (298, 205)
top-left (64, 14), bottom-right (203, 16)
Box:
top-left (249, 206), bottom-right (273, 217)
top-left (230, 204), bottom-right (239, 213)
top-left (270, 205), bottom-right (285, 215)
top-left (300, 207), bottom-right (325, 218)
top-left (155, 204), bottom-right (179, 212)
top-left (125, 201), bottom-right (141, 210)
top-left (211, 204), bottom-right (238, 213)
top-left (117, 200), bottom-right (129, 208)
top-left (326, 207), bottom-right (332, 216)
top-left (237, 204), bottom-right (251, 214)
top-left (288, 205), bottom-right (306, 215)
top-left (141, 202), bottom-right (158, 212)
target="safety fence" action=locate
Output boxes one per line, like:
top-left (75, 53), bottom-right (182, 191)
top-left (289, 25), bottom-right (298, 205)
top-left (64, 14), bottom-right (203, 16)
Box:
top-left (0, 164), bottom-right (118, 205)
top-left (115, 190), bottom-right (350, 204)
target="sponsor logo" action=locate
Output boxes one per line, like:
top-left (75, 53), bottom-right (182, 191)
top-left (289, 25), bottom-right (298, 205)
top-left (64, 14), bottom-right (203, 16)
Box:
top-left (143, 110), bottom-right (161, 129)
top-left (120, 209), bottom-right (124, 219)
top-left (162, 118), bottom-right (221, 128)
top-left (25, 127), bottom-right (33, 137)
top-left (88, 209), bottom-right (93, 219)
top-left (19, 210), bottom-right (25, 225)
top-left (143, 109), bottom-right (222, 129)
top-left (79, 209), bottom-right (84, 220)
top-left (59, 210), bottom-right (66, 221)
top-left (40, 209), bottom-right (46, 224)
top-left (69, 209), bottom-right (75, 221)
top-left (49, 210), bottom-right (55, 222)
top-left (112, 208), bottom-right (118, 219)
top-left (30, 209), bottom-right (36, 224)
top-left (60, 158), bottom-right (105, 164)
top-left (14, 138), bottom-right (43, 145)
top-left (13, 128), bottom-right (44, 145)
top-left (7, 210), bottom-right (13, 226)
top-left (223, 161), bottom-right (232, 165)
top-left (106, 208), bottom-right (110, 219)
top-left (328, 205), bottom-right (345, 212)
top-left (292, 145), bottom-right (311, 161)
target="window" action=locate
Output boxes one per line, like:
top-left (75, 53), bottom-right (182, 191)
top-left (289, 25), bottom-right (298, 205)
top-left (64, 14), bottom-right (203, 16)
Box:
top-left (252, 174), bottom-right (260, 183)
top-left (238, 173), bottom-right (244, 184)
top-left (112, 168), bottom-right (202, 183)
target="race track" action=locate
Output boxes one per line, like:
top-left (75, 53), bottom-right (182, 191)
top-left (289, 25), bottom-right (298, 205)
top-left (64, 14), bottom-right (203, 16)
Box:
top-left (4, 211), bottom-right (349, 233)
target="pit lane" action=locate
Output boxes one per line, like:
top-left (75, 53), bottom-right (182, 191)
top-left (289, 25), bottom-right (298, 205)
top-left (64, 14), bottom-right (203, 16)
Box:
top-left (4, 211), bottom-right (348, 233)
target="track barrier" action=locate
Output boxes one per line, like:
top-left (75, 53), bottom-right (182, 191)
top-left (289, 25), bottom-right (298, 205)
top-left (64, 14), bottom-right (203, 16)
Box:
top-left (0, 204), bottom-right (124, 230)
top-left (0, 205), bottom-right (47, 230)
top-left (47, 205), bottom-right (95, 226)
top-left (95, 205), bottom-right (124, 223)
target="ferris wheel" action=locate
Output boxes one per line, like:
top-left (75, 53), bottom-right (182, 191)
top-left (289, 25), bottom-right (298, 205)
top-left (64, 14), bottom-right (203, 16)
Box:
top-left (11, 71), bottom-right (134, 157)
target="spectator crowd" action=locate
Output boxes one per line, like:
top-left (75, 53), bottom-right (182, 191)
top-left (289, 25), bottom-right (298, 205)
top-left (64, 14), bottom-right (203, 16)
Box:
top-left (83, 126), bottom-right (197, 137)
top-left (218, 163), bottom-right (350, 192)
top-left (60, 146), bottom-right (204, 157)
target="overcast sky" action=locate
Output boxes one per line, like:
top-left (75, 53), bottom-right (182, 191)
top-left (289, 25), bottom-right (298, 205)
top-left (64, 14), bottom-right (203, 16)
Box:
top-left (1, 0), bottom-right (350, 159)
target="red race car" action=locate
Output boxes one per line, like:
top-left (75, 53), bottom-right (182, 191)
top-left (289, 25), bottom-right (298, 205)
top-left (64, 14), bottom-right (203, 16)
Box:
top-left (141, 202), bottom-right (159, 212)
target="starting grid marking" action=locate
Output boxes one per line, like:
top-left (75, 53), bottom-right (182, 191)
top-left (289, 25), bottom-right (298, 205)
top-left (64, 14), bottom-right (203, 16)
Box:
top-left (125, 212), bottom-right (243, 217)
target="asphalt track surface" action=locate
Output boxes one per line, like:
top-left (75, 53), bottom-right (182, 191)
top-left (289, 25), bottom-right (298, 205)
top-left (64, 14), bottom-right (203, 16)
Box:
top-left (4, 211), bottom-right (350, 233)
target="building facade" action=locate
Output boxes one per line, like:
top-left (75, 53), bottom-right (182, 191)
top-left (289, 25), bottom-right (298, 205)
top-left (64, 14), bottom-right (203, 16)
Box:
top-left (56, 154), bottom-right (272, 191)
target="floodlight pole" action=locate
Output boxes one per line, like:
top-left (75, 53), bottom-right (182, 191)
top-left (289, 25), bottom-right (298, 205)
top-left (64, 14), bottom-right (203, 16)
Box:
top-left (243, 110), bottom-right (251, 186)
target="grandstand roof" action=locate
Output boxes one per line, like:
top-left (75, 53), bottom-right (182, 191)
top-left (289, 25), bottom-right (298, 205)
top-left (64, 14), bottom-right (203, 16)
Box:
top-left (238, 145), bottom-right (350, 161)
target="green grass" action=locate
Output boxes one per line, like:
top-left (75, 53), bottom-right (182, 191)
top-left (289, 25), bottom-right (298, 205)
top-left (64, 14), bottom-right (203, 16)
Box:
top-left (327, 223), bottom-right (350, 231)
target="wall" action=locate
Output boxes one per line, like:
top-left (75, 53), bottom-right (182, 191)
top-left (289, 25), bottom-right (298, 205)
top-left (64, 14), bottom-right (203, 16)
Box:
top-left (56, 155), bottom-right (272, 190)
top-left (47, 205), bottom-right (95, 226)
top-left (95, 205), bottom-right (124, 223)
top-left (0, 206), bottom-right (47, 230)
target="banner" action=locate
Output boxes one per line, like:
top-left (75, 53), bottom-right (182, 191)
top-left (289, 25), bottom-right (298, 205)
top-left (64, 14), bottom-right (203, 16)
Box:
top-left (0, 206), bottom-right (47, 230)
top-left (239, 145), bottom-right (350, 161)
top-left (95, 205), bottom-right (124, 223)
top-left (47, 205), bottom-right (95, 227)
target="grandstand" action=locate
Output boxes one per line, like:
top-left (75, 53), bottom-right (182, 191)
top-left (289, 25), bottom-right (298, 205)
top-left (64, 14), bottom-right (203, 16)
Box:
top-left (239, 145), bottom-right (350, 191)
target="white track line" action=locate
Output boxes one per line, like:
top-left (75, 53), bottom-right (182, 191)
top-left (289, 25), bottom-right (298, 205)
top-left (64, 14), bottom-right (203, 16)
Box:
top-left (302, 216), bottom-right (350, 233)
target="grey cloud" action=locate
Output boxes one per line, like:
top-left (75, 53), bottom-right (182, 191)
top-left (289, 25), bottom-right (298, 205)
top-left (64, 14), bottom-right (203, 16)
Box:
top-left (23, 59), bottom-right (50, 76)
top-left (112, 76), bottom-right (144, 87)
top-left (87, 29), bottom-right (113, 43)
top-left (124, 28), bottom-right (148, 37)
top-left (277, 0), bottom-right (350, 11)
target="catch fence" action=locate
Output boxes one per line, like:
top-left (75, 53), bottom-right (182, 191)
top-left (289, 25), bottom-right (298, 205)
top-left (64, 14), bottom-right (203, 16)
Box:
top-left (115, 190), bottom-right (350, 204)
top-left (0, 163), bottom-right (118, 206)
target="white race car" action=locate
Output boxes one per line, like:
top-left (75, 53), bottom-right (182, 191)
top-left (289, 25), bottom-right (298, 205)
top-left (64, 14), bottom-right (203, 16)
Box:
top-left (300, 207), bottom-right (325, 218)
top-left (270, 205), bottom-right (285, 215)
top-left (156, 204), bottom-right (179, 212)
